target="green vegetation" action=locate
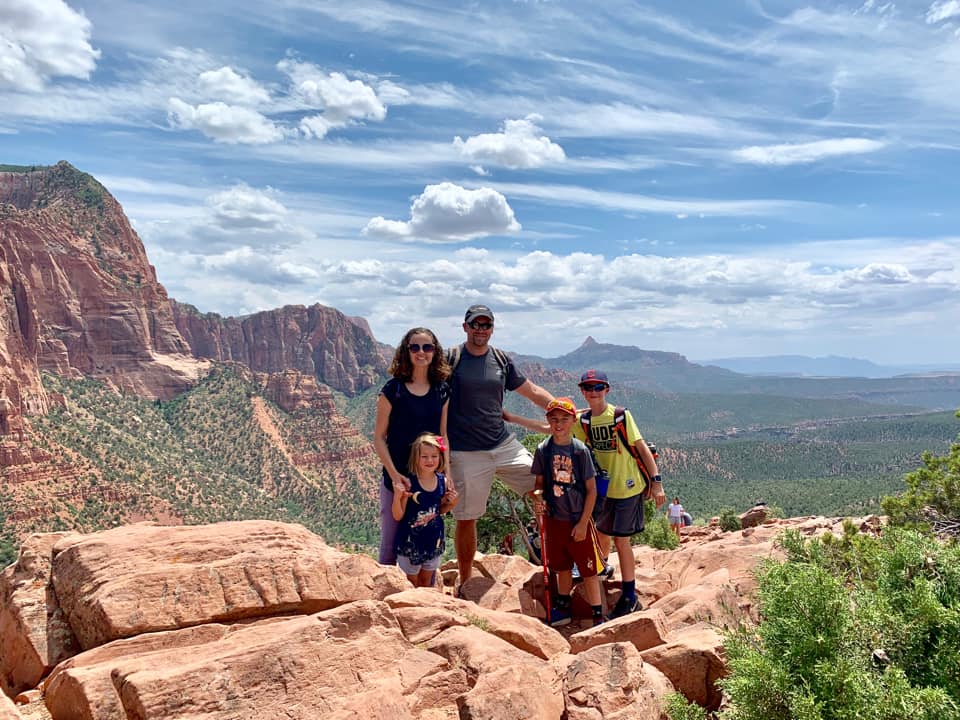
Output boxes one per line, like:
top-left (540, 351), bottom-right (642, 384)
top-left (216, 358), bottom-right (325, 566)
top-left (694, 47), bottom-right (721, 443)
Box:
top-left (719, 508), bottom-right (742, 532)
top-left (0, 164), bottom-right (40, 173)
top-left (718, 526), bottom-right (960, 720)
top-left (27, 368), bottom-right (382, 550)
top-left (882, 411), bottom-right (960, 534)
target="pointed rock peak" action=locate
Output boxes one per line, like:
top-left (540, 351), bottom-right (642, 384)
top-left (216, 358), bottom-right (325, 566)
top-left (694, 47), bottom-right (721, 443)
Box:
top-left (581, 336), bottom-right (598, 347)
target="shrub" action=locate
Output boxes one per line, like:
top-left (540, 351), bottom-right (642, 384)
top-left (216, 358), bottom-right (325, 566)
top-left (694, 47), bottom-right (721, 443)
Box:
top-left (665, 692), bottom-right (708, 720)
top-left (719, 507), bottom-right (742, 532)
top-left (720, 528), bottom-right (960, 720)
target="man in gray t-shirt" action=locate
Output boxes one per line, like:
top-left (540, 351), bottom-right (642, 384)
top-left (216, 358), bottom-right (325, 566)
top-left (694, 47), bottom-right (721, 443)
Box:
top-left (448, 304), bottom-right (554, 586)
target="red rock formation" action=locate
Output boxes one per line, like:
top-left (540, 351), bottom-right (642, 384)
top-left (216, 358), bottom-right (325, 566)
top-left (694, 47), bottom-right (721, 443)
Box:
top-left (0, 163), bottom-right (205, 403)
top-left (172, 300), bottom-right (387, 396)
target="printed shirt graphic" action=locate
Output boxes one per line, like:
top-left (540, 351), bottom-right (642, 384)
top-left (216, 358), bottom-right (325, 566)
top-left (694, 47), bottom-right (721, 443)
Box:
top-left (395, 472), bottom-right (446, 564)
top-left (531, 439), bottom-right (594, 522)
top-left (572, 405), bottom-right (645, 499)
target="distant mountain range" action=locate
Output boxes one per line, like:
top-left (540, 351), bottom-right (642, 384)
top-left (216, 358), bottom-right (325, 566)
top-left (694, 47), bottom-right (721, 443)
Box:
top-left (699, 355), bottom-right (960, 379)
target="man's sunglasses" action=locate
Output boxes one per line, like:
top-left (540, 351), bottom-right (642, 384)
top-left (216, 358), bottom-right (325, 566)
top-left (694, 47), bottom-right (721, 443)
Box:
top-left (468, 321), bottom-right (494, 330)
top-left (579, 383), bottom-right (609, 392)
top-left (408, 343), bottom-right (436, 353)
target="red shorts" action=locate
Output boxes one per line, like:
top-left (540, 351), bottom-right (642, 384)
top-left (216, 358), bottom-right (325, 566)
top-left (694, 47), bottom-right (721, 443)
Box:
top-left (543, 516), bottom-right (604, 577)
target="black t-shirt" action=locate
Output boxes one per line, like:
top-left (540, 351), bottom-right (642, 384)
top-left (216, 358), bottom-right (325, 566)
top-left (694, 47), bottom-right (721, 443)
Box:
top-left (531, 438), bottom-right (595, 523)
top-left (380, 378), bottom-right (450, 490)
top-left (447, 346), bottom-right (525, 451)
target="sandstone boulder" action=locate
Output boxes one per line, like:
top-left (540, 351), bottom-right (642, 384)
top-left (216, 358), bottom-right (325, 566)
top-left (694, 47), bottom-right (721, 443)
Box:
top-left (0, 532), bottom-right (79, 696)
top-left (50, 520), bottom-right (408, 649)
top-left (386, 588), bottom-right (569, 659)
top-left (557, 641), bottom-right (673, 720)
top-left (641, 622), bottom-right (726, 711)
top-left (47, 600), bottom-right (445, 720)
top-left (568, 608), bottom-right (669, 654)
top-left (0, 693), bottom-right (21, 720)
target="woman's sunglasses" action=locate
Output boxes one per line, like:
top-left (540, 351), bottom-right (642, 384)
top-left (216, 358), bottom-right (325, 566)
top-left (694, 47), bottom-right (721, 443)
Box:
top-left (408, 343), bottom-right (436, 353)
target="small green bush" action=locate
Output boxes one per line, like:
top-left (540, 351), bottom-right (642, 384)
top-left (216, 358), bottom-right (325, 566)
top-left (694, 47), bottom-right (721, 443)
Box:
top-left (665, 692), bottom-right (708, 720)
top-left (719, 507), bottom-right (742, 532)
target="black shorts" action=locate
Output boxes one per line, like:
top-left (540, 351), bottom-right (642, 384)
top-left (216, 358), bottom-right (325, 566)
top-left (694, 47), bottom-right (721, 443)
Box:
top-left (594, 495), bottom-right (644, 537)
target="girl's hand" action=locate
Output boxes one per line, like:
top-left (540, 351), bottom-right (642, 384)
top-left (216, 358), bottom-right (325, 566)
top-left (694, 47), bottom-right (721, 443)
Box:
top-left (396, 487), bottom-right (412, 501)
top-left (391, 471), bottom-right (411, 492)
top-left (444, 482), bottom-right (458, 503)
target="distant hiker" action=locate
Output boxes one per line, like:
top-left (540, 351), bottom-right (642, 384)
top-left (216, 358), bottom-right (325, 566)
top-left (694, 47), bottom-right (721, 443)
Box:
top-left (667, 496), bottom-right (684, 539)
top-left (572, 369), bottom-right (667, 619)
top-left (392, 433), bottom-right (457, 587)
top-left (447, 304), bottom-right (553, 588)
top-left (499, 533), bottom-right (515, 555)
top-left (532, 397), bottom-right (606, 626)
top-left (374, 327), bottom-right (454, 565)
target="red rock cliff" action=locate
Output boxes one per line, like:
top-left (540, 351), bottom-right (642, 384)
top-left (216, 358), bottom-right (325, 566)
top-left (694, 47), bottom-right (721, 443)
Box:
top-left (172, 301), bottom-right (387, 396)
top-left (0, 162), bottom-right (205, 403)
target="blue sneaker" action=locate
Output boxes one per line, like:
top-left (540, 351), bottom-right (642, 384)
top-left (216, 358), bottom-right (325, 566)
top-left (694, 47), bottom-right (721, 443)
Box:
top-left (548, 606), bottom-right (571, 627)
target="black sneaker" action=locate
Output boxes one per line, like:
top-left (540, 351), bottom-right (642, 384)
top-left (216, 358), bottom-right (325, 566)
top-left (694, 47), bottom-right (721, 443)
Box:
top-left (610, 594), bottom-right (642, 619)
top-left (598, 562), bottom-right (615, 580)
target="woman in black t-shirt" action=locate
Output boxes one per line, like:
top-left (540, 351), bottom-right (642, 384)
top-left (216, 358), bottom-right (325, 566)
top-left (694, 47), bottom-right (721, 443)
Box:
top-left (373, 327), bottom-right (454, 564)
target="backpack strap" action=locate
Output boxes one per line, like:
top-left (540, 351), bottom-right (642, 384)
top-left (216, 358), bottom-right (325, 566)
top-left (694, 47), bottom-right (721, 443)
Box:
top-left (579, 409), bottom-right (593, 446)
top-left (449, 344), bottom-right (509, 374)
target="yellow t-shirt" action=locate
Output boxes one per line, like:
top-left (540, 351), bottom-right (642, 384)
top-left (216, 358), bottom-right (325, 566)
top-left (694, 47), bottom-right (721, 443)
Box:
top-left (572, 404), bottom-right (645, 499)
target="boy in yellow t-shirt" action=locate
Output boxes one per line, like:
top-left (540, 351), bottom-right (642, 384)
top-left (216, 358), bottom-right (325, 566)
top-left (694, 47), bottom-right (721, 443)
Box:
top-left (572, 369), bottom-right (666, 618)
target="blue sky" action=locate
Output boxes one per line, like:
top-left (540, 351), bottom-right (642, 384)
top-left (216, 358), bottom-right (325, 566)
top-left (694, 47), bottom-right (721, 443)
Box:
top-left (2, 0), bottom-right (960, 365)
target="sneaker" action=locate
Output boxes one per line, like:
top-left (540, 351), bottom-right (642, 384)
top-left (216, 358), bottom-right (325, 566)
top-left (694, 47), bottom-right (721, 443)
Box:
top-left (548, 606), bottom-right (571, 627)
top-left (610, 594), bottom-right (642, 619)
top-left (571, 564), bottom-right (582, 583)
top-left (598, 562), bottom-right (615, 580)
top-left (592, 614), bottom-right (609, 627)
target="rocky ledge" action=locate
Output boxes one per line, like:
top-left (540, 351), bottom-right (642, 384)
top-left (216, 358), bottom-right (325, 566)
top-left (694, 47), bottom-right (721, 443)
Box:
top-left (0, 515), bottom-right (882, 719)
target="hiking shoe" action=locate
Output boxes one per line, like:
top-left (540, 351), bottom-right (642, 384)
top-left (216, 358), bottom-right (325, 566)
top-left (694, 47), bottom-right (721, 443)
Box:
top-left (610, 595), bottom-right (642, 619)
top-left (548, 607), bottom-right (571, 627)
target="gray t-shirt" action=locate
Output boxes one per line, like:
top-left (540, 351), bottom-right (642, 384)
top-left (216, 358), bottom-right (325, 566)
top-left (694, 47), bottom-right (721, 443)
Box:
top-left (448, 345), bottom-right (526, 451)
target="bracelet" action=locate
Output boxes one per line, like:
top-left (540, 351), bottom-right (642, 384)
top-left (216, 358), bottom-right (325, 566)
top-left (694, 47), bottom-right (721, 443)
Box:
top-left (651, 475), bottom-right (662, 483)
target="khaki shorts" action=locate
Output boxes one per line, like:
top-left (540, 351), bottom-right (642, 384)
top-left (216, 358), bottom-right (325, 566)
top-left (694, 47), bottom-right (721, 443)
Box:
top-left (450, 434), bottom-right (535, 521)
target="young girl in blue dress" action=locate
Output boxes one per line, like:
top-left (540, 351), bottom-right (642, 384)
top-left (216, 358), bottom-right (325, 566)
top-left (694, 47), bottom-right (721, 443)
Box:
top-left (392, 433), bottom-right (457, 587)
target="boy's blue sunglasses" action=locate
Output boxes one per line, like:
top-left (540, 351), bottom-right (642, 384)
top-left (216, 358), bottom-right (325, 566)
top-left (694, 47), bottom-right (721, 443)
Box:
top-left (579, 383), bottom-right (609, 392)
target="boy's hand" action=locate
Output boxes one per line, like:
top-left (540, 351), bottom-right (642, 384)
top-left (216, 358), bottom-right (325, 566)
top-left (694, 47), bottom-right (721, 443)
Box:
top-left (571, 520), bottom-right (588, 542)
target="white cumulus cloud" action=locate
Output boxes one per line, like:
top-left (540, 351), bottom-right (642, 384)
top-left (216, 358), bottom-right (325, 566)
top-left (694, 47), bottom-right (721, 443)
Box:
top-left (453, 115), bottom-right (566, 169)
top-left (0, 0), bottom-right (100, 91)
top-left (206, 185), bottom-right (288, 230)
top-left (197, 66), bottom-right (271, 106)
top-left (278, 59), bottom-right (386, 138)
top-left (364, 182), bottom-right (521, 243)
top-left (732, 138), bottom-right (886, 166)
top-left (167, 98), bottom-right (285, 144)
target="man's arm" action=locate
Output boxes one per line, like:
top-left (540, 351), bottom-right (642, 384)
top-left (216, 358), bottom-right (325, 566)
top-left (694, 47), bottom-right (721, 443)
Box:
top-left (513, 379), bottom-right (554, 409)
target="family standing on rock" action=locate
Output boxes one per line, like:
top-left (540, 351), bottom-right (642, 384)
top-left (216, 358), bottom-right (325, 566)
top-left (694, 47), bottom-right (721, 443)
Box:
top-left (373, 303), bottom-right (667, 623)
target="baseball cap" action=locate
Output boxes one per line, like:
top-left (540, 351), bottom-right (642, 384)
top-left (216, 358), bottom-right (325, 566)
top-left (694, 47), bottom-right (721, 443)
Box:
top-left (545, 397), bottom-right (577, 417)
top-left (464, 304), bottom-right (495, 323)
top-left (578, 369), bottom-right (609, 386)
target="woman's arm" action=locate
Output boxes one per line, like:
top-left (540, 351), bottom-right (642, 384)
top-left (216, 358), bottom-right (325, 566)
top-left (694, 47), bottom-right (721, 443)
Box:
top-left (439, 398), bottom-right (456, 500)
top-left (373, 393), bottom-right (409, 491)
